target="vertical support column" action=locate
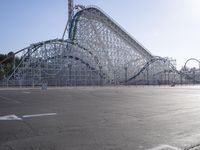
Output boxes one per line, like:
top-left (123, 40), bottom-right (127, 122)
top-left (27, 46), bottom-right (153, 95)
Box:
top-left (68, 0), bottom-right (74, 33)
top-left (199, 62), bottom-right (200, 72)
top-left (68, 64), bottom-right (72, 86)
top-left (153, 74), bottom-right (155, 85)
top-left (199, 62), bottom-right (200, 84)
top-left (180, 74), bottom-right (183, 85)
top-left (168, 72), bottom-right (170, 85)
top-left (193, 70), bottom-right (195, 84)
top-left (124, 67), bottom-right (127, 85)
top-left (164, 70), bottom-right (167, 85)
top-left (114, 70), bottom-right (116, 86)
top-left (146, 68), bottom-right (149, 85)
top-left (75, 70), bottom-right (77, 86)
top-left (90, 69), bottom-right (92, 86)
top-left (32, 79), bottom-right (34, 88)
top-left (99, 66), bottom-right (102, 86)
top-left (68, 0), bottom-right (74, 21)
top-left (13, 55), bottom-right (15, 85)
top-left (6, 79), bottom-right (8, 88)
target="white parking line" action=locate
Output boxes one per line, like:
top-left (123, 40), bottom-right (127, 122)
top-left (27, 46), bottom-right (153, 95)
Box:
top-left (0, 113), bottom-right (57, 121)
top-left (147, 145), bottom-right (181, 150)
top-left (0, 114), bottom-right (22, 120)
top-left (22, 113), bottom-right (57, 118)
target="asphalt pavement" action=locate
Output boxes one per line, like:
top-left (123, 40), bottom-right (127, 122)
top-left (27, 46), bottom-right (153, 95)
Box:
top-left (1, 86), bottom-right (200, 150)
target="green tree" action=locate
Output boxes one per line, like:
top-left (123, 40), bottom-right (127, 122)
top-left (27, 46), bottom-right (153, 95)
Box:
top-left (0, 67), bottom-right (5, 80)
top-left (0, 52), bottom-right (21, 78)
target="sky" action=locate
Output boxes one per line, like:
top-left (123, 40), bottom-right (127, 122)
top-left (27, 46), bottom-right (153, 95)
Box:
top-left (0, 0), bottom-right (200, 69)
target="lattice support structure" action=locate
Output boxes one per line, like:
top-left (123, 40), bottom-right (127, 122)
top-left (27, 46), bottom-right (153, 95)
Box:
top-left (69, 6), bottom-right (154, 84)
top-left (3, 6), bottom-right (189, 87)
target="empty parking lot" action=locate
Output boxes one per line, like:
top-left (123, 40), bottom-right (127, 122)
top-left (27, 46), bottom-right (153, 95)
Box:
top-left (1, 86), bottom-right (200, 150)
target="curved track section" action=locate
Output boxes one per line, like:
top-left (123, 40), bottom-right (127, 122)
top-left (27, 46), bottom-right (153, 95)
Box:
top-left (6, 39), bottom-right (105, 86)
top-left (126, 57), bottom-right (200, 85)
top-left (184, 58), bottom-right (200, 69)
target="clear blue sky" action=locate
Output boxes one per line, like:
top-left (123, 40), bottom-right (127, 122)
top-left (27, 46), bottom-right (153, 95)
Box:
top-left (0, 0), bottom-right (200, 69)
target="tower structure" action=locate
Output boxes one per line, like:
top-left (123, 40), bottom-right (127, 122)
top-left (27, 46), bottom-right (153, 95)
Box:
top-left (62, 0), bottom-right (74, 39)
top-left (68, 0), bottom-right (74, 27)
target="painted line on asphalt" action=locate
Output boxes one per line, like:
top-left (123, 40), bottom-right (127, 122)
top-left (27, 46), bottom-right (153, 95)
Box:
top-left (0, 95), bottom-right (20, 103)
top-left (0, 114), bottom-right (22, 120)
top-left (0, 113), bottom-right (57, 121)
top-left (22, 113), bottom-right (57, 118)
top-left (147, 145), bottom-right (181, 150)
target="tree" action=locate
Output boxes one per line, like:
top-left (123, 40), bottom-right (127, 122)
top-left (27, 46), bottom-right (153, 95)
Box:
top-left (0, 67), bottom-right (5, 80)
top-left (0, 52), bottom-right (21, 78)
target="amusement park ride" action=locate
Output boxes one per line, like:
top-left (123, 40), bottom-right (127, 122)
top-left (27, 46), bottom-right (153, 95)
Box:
top-left (0, 0), bottom-right (200, 87)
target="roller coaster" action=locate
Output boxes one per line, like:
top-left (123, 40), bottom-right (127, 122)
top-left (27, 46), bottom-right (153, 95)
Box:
top-left (0, 2), bottom-right (199, 87)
